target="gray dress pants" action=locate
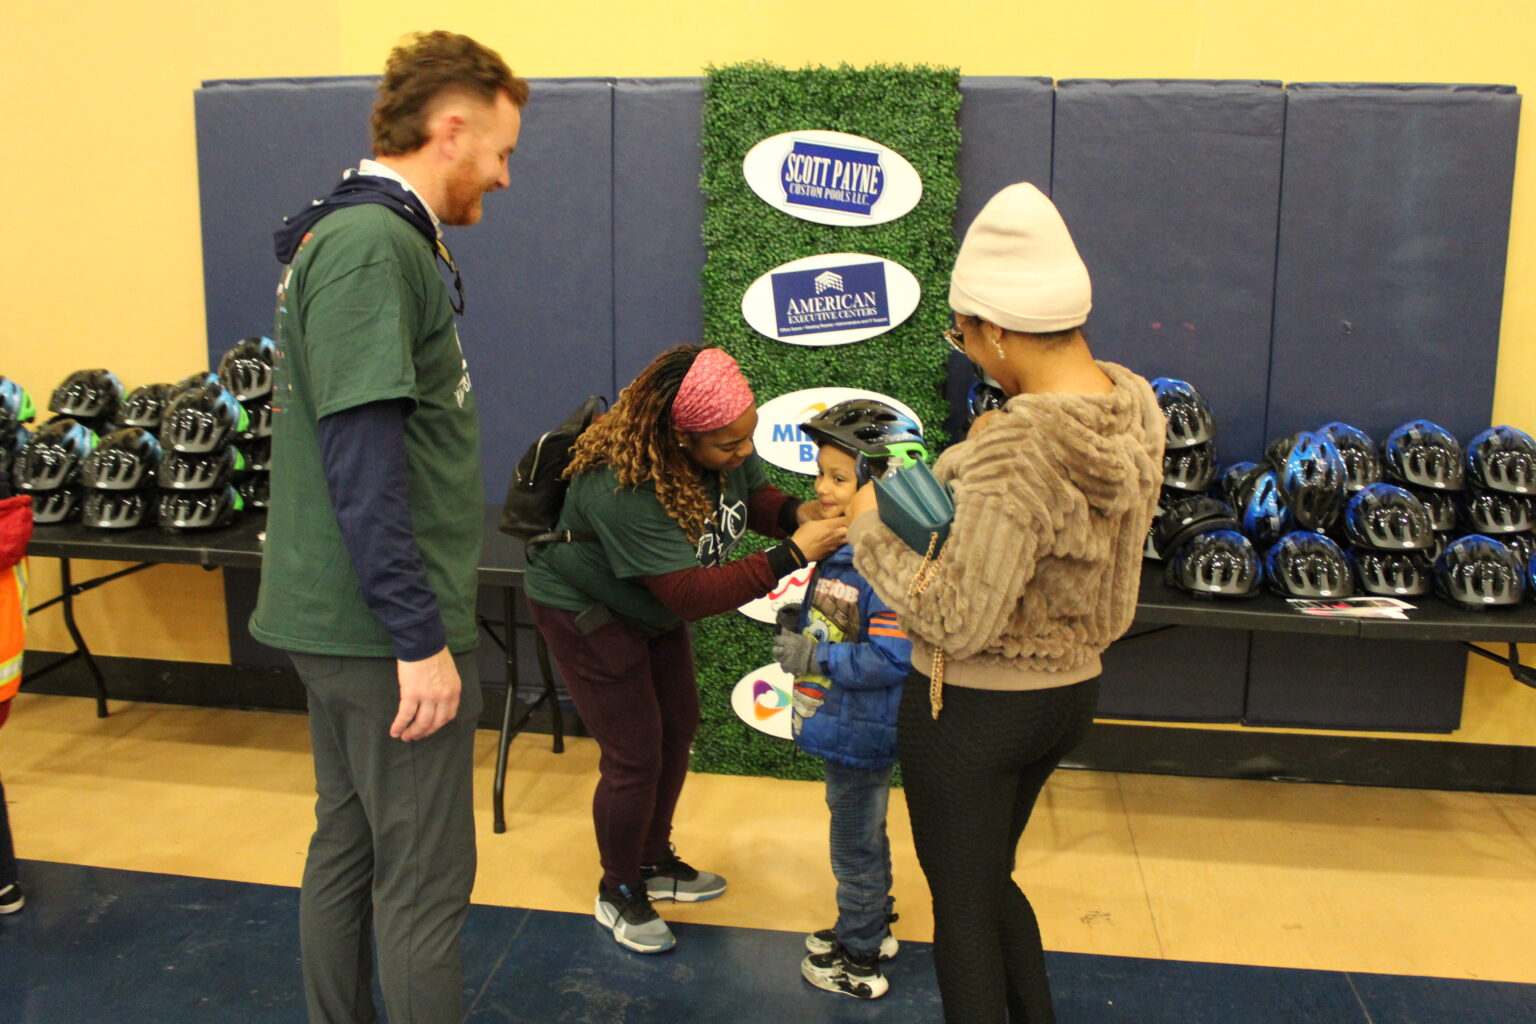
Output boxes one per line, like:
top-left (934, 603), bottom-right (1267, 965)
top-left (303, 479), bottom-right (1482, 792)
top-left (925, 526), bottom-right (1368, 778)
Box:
top-left (290, 651), bottom-right (482, 1024)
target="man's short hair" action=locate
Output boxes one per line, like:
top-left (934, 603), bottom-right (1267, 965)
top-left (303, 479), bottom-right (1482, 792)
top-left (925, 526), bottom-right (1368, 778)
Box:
top-left (371, 31), bottom-right (529, 157)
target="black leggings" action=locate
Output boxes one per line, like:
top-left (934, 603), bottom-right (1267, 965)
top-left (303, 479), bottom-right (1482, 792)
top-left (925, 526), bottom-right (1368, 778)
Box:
top-left (899, 672), bottom-right (1100, 1024)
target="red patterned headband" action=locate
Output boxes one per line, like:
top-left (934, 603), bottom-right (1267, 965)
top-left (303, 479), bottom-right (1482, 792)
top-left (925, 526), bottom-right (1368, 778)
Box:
top-left (671, 348), bottom-right (755, 432)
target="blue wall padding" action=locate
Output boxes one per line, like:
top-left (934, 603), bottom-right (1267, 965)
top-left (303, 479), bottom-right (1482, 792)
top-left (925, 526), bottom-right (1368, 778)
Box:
top-left (613, 79), bottom-right (707, 386)
top-left (1098, 626), bottom-right (1250, 722)
top-left (1052, 79), bottom-right (1286, 462)
top-left (1267, 83), bottom-right (1519, 444)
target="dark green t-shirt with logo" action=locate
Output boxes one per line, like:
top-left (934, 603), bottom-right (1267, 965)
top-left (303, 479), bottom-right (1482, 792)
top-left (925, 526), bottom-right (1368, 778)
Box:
top-left (250, 204), bottom-right (482, 657)
top-left (523, 455), bottom-right (768, 634)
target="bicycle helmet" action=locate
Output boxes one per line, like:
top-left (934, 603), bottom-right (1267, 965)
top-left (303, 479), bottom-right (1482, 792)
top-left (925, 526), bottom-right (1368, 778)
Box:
top-left (1164, 529), bottom-right (1260, 598)
top-left (1150, 378), bottom-right (1216, 449)
top-left (1460, 489), bottom-right (1536, 535)
top-left (116, 382), bottom-right (173, 430)
top-left (1342, 484), bottom-right (1434, 551)
top-left (1465, 425), bottom-right (1536, 495)
top-left (0, 377), bottom-right (36, 433)
top-left (1219, 461), bottom-right (1262, 508)
top-left (158, 446), bottom-right (245, 491)
top-left (966, 380), bottom-right (1006, 424)
top-left (31, 486), bottom-right (82, 525)
top-left (1435, 534), bottom-right (1524, 608)
top-left (12, 418), bottom-right (99, 491)
top-left (1, 424), bottom-right (28, 453)
top-left (49, 369), bottom-right (123, 421)
top-left (1264, 432), bottom-right (1303, 473)
top-left (80, 489), bottom-right (153, 530)
top-left (1500, 532), bottom-right (1536, 568)
top-left (1410, 486), bottom-right (1458, 532)
top-left (1151, 495), bottom-right (1240, 560)
top-left (1264, 531), bottom-right (1353, 598)
top-left (1163, 441), bottom-right (1217, 492)
top-left (1351, 548), bottom-right (1434, 598)
top-left (1318, 422), bottom-right (1382, 493)
top-left (238, 472), bottom-right (270, 510)
top-left (80, 427), bottom-right (162, 491)
top-left (234, 436), bottom-right (272, 473)
top-left (162, 383), bottom-right (248, 453)
top-left (1279, 430), bottom-right (1347, 532)
top-left (216, 335), bottom-right (277, 401)
top-left (236, 397), bottom-right (273, 441)
top-left (157, 485), bottom-right (243, 531)
top-left (1382, 420), bottom-right (1464, 491)
top-left (800, 399), bottom-right (927, 486)
top-left (1240, 468), bottom-right (1291, 547)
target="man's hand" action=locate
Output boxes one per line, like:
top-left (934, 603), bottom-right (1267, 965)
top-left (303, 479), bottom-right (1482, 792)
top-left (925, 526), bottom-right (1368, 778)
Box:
top-left (846, 481), bottom-right (878, 523)
top-left (391, 646), bottom-right (462, 741)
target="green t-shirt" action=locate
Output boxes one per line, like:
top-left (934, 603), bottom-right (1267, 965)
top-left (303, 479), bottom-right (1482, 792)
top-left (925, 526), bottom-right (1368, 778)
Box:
top-left (249, 204), bottom-right (483, 657)
top-left (523, 455), bottom-right (769, 633)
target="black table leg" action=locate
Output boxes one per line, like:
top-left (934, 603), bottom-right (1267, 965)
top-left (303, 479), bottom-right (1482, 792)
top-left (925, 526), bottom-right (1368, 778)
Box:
top-left (493, 587), bottom-right (519, 834)
top-left (58, 559), bottom-right (110, 718)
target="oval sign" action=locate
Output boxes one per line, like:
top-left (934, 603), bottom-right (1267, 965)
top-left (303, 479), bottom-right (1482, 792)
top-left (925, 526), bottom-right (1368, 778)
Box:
top-left (741, 253), bottom-right (921, 347)
top-left (730, 663), bottom-right (795, 739)
top-left (753, 387), bottom-right (923, 476)
top-left (738, 564), bottom-right (816, 624)
top-left (743, 130), bottom-right (923, 226)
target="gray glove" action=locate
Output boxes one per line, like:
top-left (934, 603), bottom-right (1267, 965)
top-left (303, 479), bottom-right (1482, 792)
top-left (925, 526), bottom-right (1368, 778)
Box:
top-left (774, 603), bottom-right (803, 635)
top-left (772, 632), bottom-right (820, 677)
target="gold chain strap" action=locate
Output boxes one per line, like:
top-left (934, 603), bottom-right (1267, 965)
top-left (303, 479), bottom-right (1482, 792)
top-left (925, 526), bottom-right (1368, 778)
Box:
top-left (907, 530), bottom-right (946, 719)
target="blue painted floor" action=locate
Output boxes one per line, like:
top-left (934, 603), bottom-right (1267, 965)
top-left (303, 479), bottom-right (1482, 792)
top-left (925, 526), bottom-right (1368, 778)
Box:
top-left (2, 859), bottom-right (1533, 1023)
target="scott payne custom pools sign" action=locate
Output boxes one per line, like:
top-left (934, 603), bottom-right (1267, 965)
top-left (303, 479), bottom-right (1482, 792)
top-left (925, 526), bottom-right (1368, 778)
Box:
top-left (753, 387), bottom-right (923, 475)
top-left (742, 130), bottom-right (923, 226)
top-left (741, 253), bottom-right (921, 346)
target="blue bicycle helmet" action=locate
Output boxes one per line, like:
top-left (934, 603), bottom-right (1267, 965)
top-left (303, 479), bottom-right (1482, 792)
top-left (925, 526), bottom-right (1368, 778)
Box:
top-left (1152, 495), bottom-right (1239, 560)
top-left (12, 418), bottom-right (100, 492)
top-left (1279, 431), bottom-right (1347, 532)
top-left (1151, 377), bottom-right (1216, 449)
top-left (1163, 441), bottom-right (1217, 492)
top-left (1319, 422), bottom-right (1382, 493)
top-left (1240, 468), bottom-right (1291, 547)
top-left (1435, 534), bottom-right (1524, 608)
top-left (1351, 548), bottom-right (1434, 597)
top-left (1382, 420), bottom-right (1464, 491)
top-left (1164, 529), bottom-right (1260, 598)
top-left (1410, 486), bottom-right (1458, 532)
top-left (0, 377), bottom-right (36, 434)
top-left (162, 383), bottom-right (249, 454)
top-left (1465, 425), bottom-right (1536, 495)
top-left (80, 427), bottom-right (163, 491)
top-left (1219, 461), bottom-right (1261, 508)
top-left (1343, 484), bottom-right (1434, 551)
top-left (1460, 489), bottom-right (1536, 535)
top-left (1264, 531), bottom-right (1353, 598)
top-left (1501, 532), bottom-right (1536, 569)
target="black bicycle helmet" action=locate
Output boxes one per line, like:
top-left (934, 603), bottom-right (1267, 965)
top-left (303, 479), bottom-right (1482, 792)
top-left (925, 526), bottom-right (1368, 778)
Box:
top-left (162, 383), bottom-right (248, 453)
top-left (1150, 377), bottom-right (1216, 449)
top-left (1351, 548), bottom-right (1434, 597)
top-left (12, 418), bottom-right (99, 492)
top-left (157, 485), bottom-right (243, 531)
top-left (31, 486), bottom-right (82, 525)
top-left (1343, 484), bottom-right (1434, 551)
top-left (234, 436), bottom-right (272, 473)
top-left (1163, 441), bottom-right (1217, 492)
top-left (1, 424), bottom-right (28, 454)
top-left (1264, 531), bottom-right (1353, 598)
top-left (79, 489), bottom-right (153, 530)
top-left (1279, 430), bottom-right (1347, 532)
top-left (0, 377), bottom-right (36, 433)
top-left (1318, 422), bottom-right (1382, 493)
top-left (217, 335), bottom-right (277, 401)
top-left (1264, 432), bottom-right (1303, 473)
top-left (1151, 495), bottom-right (1240, 560)
top-left (1409, 486), bottom-right (1459, 532)
top-left (800, 399), bottom-right (927, 485)
top-left (966, 380), bottom-right (1006, 424)
top-left (238, 472), bottom-right (270, 510)
top-left (1460, 489), bottom-right (1536, 535)
top-left (158, 446), bottom-right (245, 491)
top-left (1465, 425), bottom-right (1536, 495)
top-left (1219, 461), bottom-right (1261, 508)
top-left (236, 397), bottom-right (273, 441)
top-left (49, 368), bottom-right (123, 421)
top-left (80, 427), bottom-right (163, 491)
top-left (116, 382), bottom-right (173, 430)
top-left (1435, 534), bottom-right (1524, 608)
top-left (1382, 420), bottom-right (1465, 491)
top-left (1164, 529), bottom-right (1260, 598)
top-left (1240, 468), bottom-right (1291, 547)
top-left (1500, 532), bottom-right (1536, 568)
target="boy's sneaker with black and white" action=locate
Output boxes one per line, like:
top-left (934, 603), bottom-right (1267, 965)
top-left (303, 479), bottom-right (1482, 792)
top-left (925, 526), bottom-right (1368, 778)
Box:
top-left (0, 882), bottom-right (23, 915)
top-left (595, 881), bottom-right (675, 954)
top-left (805, 927), bottom-right (898, 960)
top-left (801, 944), bottom-right (889, 999)
top-left (639, 849), bottom-right (726, 902)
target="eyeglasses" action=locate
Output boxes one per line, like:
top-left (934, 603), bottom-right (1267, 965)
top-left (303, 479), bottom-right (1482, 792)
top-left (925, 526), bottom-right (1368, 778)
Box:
top-left (941, 326), bottom-right (966, 354)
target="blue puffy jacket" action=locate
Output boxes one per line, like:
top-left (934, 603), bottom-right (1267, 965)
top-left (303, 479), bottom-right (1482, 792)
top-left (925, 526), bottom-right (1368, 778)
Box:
top-left (790, 543), bottom-right (911, 770)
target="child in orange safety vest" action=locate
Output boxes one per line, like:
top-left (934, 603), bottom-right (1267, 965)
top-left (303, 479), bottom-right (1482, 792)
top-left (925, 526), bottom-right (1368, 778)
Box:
top-left (0, 482), bottom-right (34, 914)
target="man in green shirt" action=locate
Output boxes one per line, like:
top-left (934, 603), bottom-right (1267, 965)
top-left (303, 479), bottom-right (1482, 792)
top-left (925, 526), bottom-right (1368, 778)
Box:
top-left (251, 32), bottom-right (526, 1024)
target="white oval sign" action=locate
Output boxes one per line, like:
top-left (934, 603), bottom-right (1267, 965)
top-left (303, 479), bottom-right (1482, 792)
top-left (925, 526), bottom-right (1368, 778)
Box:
top-left (738, 564), bottom-right (816, 624)
top-left (743, 129), bottom-right (923, 226)
top-left (730, 663), bottom-right (795, 739)
top-left (741, 252), bottom-right (921, 347)
top-left (753, 387), bottom-right (923, 476)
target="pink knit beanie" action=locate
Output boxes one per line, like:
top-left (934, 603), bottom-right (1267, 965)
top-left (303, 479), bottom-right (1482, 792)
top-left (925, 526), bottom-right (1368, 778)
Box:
top-left (948, 182), bottom-right (1092, 332)
top-left (671, 348), bottom-right (756, 432)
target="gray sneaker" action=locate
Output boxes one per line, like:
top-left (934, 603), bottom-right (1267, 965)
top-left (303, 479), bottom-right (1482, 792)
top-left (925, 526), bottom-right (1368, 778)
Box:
top-left (595, 882), bottom-right (675, 954)
top-left (639, 850), bottom-right (726, 902)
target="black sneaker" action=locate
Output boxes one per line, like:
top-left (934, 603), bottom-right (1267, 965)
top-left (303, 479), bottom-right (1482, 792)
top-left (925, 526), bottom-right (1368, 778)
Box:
top-left (639, 848), bottom-right (726, 902)
top-left (594, 881), bottom-right (675, 954)
top-left (801, 944), bottom-right (889, 999)
top-left (805, 910), bottom-right (899, 959)
top-left (0, 882), bottom-right (24, 915)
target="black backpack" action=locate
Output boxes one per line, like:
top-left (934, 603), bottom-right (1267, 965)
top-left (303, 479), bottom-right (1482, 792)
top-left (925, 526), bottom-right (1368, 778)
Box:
top-left (499, 395), bottom-right (606, 552)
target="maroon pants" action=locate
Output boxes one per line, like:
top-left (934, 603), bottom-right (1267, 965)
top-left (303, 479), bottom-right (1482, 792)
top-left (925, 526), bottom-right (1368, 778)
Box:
top-left (529, 602), bottom-right (699, 891)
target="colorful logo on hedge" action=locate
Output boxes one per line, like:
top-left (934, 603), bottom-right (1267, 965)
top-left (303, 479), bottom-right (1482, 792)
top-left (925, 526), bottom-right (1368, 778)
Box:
top-left (731, 665), bottom-right (794, 739)
top-left (738, 565), bottom-right (815, 623)
top-left (744, 130), bottom-right (923, 227)
top-left (741, 253), bottom-right (921, 347)
top-left (753, 387), bottom-right (923, 475)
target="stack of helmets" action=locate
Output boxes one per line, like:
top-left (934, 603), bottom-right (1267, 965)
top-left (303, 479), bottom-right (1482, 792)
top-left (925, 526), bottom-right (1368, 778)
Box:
top-left (1460, 426), bottom-right (1536, 568)
top-left (1146, 378), bottom-right (1218, 559)
top-left (157, 377), bottom-right (248, 531)
top-left (0, 377), bottom-right (37, 479)
top-left (1382, 419), bottom-right (1464, 562)
top-left (48, 369), bottom-right (123, 438)
top-left (11, 418), bottom-right (100, 523)
top-left (1342, 483), bottom-right (1436, 597)
top-left (1155, 494), bottom-right (1260, 599)
top-left (219, 336), bottom-right (276, 511)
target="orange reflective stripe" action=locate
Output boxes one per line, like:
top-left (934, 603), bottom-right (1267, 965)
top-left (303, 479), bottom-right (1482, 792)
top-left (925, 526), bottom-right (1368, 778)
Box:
top-left (0, 561), bottom-right (26, 701)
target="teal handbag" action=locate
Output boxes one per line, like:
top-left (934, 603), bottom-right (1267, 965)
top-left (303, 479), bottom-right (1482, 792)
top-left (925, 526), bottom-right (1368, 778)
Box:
top-left (873, 458), bottom-right (954, 555)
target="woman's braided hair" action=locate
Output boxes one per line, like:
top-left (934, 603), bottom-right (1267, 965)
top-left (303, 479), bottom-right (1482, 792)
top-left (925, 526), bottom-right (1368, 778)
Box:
top-left (564, 344), bottom-right (718, 543)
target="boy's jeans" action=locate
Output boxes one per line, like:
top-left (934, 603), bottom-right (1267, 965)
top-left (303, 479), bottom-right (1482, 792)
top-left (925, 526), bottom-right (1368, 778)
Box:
top-left (824, 760), bottom-right (896, 958)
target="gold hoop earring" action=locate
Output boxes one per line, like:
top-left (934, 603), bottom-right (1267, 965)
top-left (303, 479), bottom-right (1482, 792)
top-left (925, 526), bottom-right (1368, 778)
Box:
top-left (992, 339), bottom-right (1007, 359)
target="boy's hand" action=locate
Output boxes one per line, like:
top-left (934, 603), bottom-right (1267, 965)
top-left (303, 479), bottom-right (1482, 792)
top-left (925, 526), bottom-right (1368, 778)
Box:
top-left (772, 632), bottom-right (819, 677)
top-left (774, 603), bottom-right (803, 635)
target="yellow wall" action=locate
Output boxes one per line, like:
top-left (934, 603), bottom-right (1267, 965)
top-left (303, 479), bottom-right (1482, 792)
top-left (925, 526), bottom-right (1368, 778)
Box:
top-left (8, 1), bottom-right (1536, 740)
